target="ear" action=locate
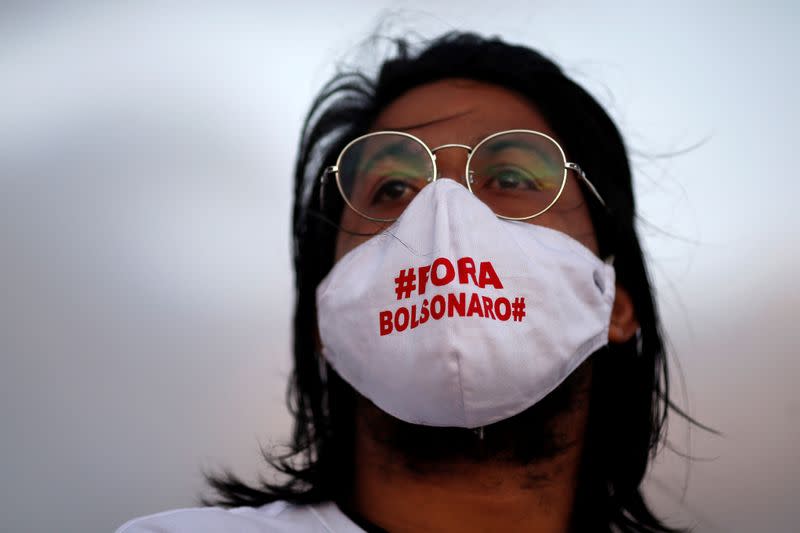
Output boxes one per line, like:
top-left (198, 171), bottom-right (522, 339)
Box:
top-left (609, 283), bottom-right (639, 343)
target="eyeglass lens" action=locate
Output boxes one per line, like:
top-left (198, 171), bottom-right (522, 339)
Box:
top-left (337, 132), bottom-right (566, 220)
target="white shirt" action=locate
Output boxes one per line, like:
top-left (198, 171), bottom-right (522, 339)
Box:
top-left (115, 501), bottom-right (366, 532)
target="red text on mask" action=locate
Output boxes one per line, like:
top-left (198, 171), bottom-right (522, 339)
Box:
top-left (379, 292), bottom-right (526, 336)
top-left (394, 257), bottom-right (503, 300)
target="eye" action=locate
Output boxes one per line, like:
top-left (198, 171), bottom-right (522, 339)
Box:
top-left (483, 165), bottom-right (543, 191)
top-left (371, 177), bottom-right (420, 204)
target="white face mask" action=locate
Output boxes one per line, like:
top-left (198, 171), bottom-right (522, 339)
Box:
top-left (316, 179), bottom-right (615, 429)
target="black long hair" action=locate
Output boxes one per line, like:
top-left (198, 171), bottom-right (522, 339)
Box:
top-left (206, 31), bottom-right (685, 532)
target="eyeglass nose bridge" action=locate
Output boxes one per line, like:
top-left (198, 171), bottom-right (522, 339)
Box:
top-left (429, 143), bottom-right (474, 184)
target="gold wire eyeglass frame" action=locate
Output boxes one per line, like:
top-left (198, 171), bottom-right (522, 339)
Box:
top-left (321, 129), bottom-right (607, 223)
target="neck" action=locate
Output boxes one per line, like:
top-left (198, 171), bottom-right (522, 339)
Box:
top-left (349, 415), bottom-right (586, 533)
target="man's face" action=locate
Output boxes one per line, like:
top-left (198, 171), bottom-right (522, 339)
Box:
top-left (328, 78), bottom-right (601, 469)
top-left (334, 78), bottom-right (599, 261)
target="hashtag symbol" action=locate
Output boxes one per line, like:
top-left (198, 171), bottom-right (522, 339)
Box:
top-left (394, 268), bottom-right (417, 300)
top-left (511, 297), bottom-right (526, 322)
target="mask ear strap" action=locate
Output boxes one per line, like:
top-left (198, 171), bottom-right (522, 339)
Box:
top-left (315, 350), bottom-right (329, 384)
top-left (604, 254), bottom-right (615, 266)
top-left (306, 209), bottom-right (386, 237)
top-left (473, 426), bottom-right (485, 440)
top-left (635, 327), bottom-right (644, 356)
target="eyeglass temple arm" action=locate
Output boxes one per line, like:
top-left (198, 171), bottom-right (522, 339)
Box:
top-left (320, 166), bottom-right (338, 208)
top-left (565, 162), bottom-right (607, 208)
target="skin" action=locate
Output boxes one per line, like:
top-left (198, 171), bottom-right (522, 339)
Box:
top-left (332, 79), bottom-right (639, 532)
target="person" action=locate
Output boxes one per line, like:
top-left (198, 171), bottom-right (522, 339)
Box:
top-left (117, 32), bottom-right (685, 532)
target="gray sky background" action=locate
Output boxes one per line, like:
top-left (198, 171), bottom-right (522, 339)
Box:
top-left (1, 2), bottom-right (798, 532)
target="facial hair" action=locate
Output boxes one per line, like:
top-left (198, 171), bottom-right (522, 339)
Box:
top-left (352, 355), bottom-right (594, 476)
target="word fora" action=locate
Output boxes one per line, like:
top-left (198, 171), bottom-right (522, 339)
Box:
top-left (394, 256), bottom-right (503, 300)
top-left (379, 293), bottom-right (527, 336)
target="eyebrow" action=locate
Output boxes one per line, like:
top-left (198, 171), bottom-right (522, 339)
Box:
top-left (482, 137), bottom-right (554, 162)
top-left (358, 141), bottom-right (421, 176)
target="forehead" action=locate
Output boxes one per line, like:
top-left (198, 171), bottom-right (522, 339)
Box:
top-left (371, 78), bottom-right (556, 147)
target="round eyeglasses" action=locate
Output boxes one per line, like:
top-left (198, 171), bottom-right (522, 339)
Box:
top-left (321, 129), bottom-right (606, 222)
